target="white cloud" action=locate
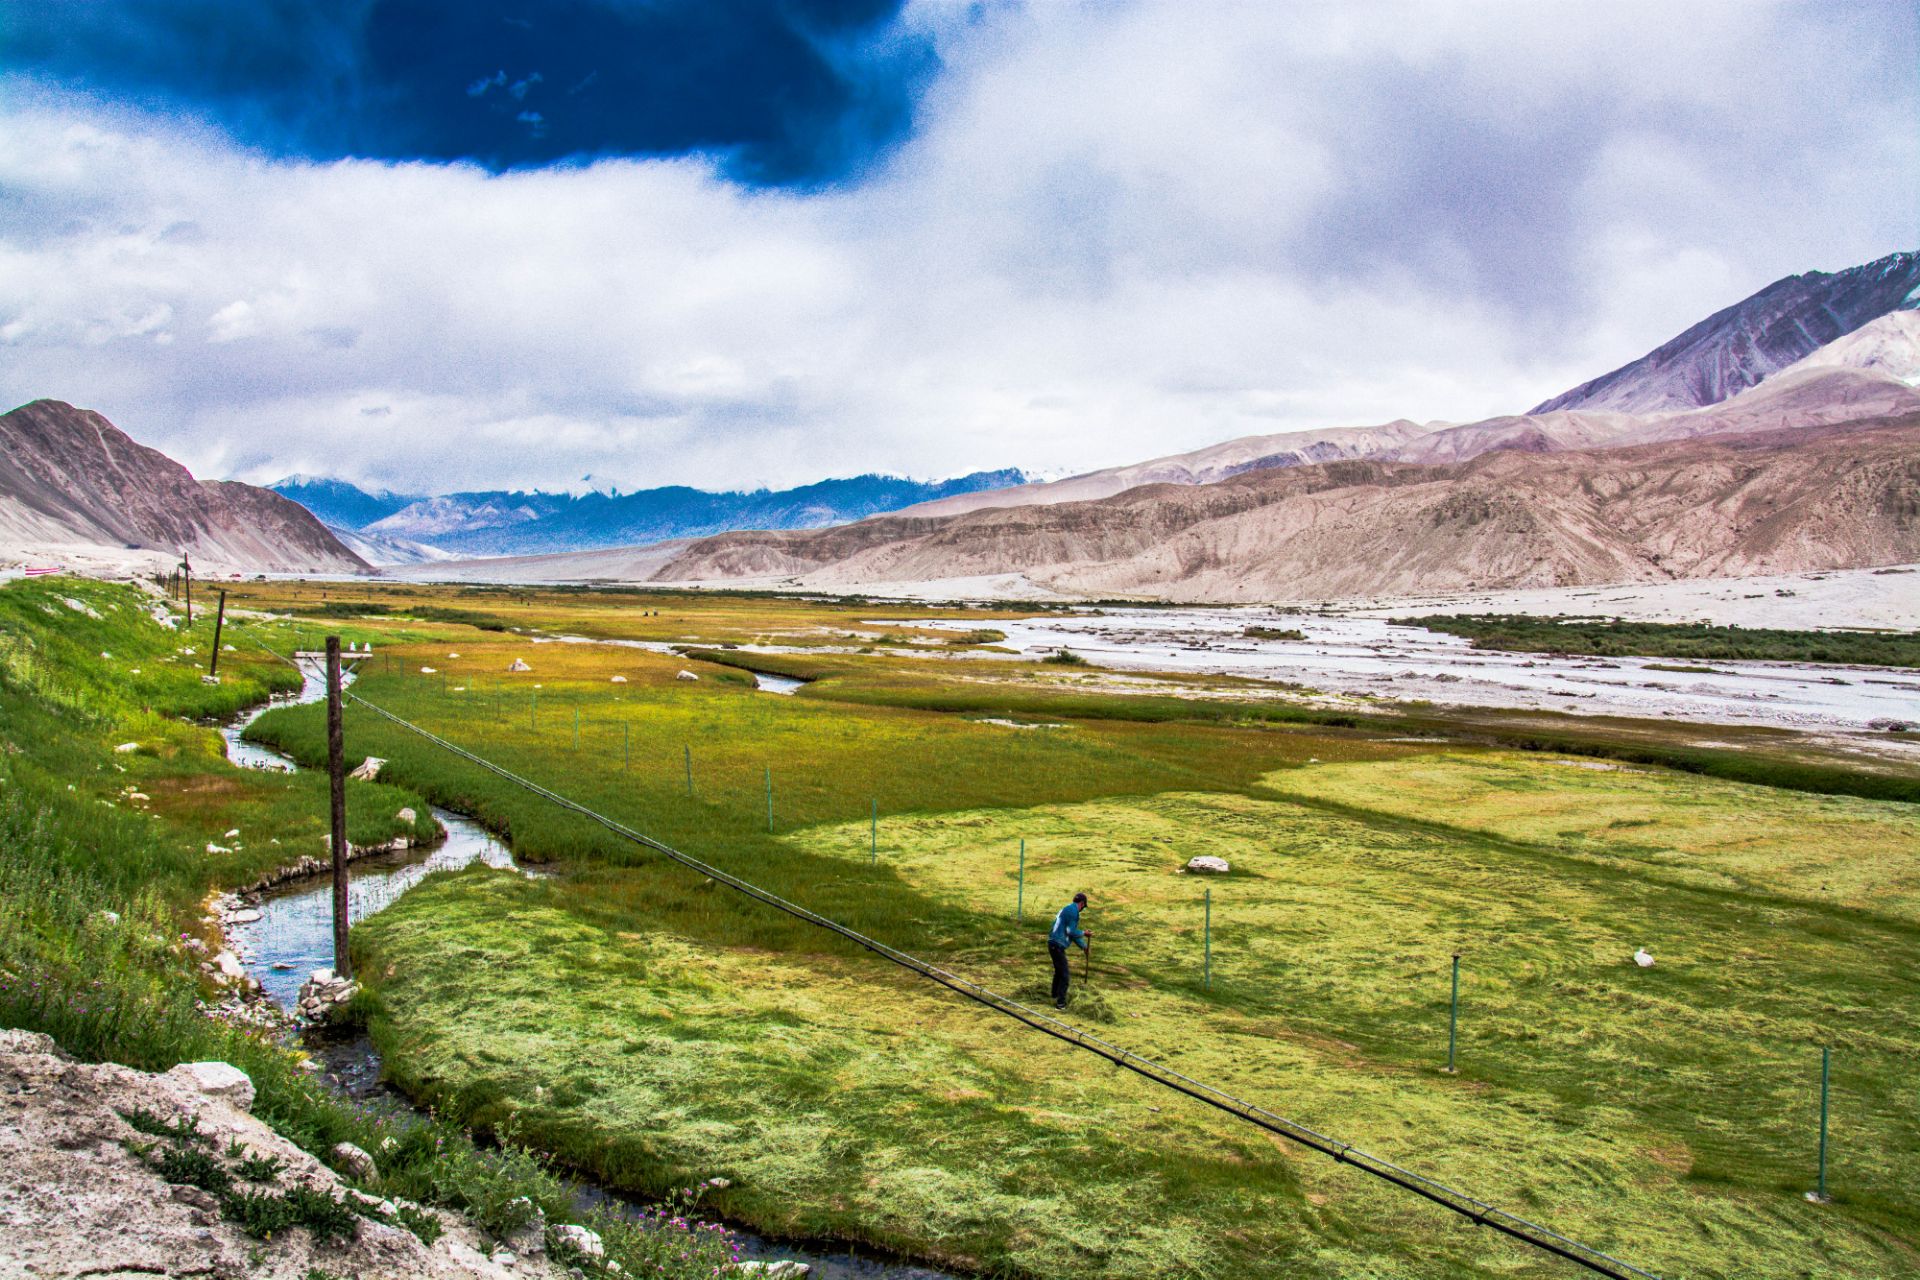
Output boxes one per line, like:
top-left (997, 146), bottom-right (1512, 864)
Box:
top-left (0, 0), bottom-right (1913, 494)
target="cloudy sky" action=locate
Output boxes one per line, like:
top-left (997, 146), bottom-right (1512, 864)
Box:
top-left (1, 0), bottom-right (1914, 495)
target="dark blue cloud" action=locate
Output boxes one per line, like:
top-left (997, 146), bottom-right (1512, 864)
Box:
top-left (0, 0), bottom-right (935, 185)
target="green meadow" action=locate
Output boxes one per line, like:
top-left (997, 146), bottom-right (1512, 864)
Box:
top-left (221, 585), bottom-right (1920, 1279)
top-left (5, 575), bottom-right (1916, 1277)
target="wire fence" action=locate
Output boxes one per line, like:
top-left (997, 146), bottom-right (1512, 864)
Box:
top-left (330, 678), bottom-right (1664, 1280)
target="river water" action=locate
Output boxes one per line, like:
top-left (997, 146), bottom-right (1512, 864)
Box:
top-left (217, 657), bottom-right (956, 1279)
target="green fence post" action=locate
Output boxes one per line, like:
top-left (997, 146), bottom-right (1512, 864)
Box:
top-left (870, 798), bottom-right (877, 864)
top-left (573, 706), bottom-right (579, 750)
top-left (531, 689), bottom-right (537, 730)
top-left (685, 744), bottom-right (693, 797)
top-left (1016, 839), bottom-right (1026, 921)
top-left (1204, 886), bottom-right (1212, 990)
top-left (1446, 954), bottom-right (1460, 1073)
top-left (623, 722), bottom-right (630, 769)
top-left (766, 765), bottom-right (773, 833)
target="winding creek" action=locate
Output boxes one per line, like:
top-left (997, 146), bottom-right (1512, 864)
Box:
top-left (216, 658), bottom-right (955, 1279)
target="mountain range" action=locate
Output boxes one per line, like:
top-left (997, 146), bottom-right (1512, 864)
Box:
top-left (468, 268), bottom-right (1920, 597)
top-left (4, 249), bottom-right (1916, 595)
top-left (271, 469), bottom-right (1029, 562)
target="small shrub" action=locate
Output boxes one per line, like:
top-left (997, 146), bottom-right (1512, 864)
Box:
top-left (1041, 648), bottom-right (1089, 666)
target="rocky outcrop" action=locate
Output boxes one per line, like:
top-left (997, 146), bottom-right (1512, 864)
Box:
top-left (0, 399), bottom-right (369, 574)
top-left (0, 1030), bottom-right (555, 1280)
top-left (297, 968), bottom-right (360, 1024)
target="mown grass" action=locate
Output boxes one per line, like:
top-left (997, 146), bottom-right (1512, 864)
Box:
top-left (1395, 614), bottom-right (1920, 668)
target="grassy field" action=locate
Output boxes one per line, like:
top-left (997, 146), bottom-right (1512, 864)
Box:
top-left (1394, 615), bottom-right (1920, 669)
top-left (196, 581), bottom-right (1920, 1279)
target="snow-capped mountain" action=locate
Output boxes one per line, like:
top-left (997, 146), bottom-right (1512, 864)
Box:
top-left (1532, 250), bottom-right (1920, 414)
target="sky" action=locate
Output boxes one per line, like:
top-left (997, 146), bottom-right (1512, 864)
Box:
top-left (0, 0), bottom-right (1914, 495)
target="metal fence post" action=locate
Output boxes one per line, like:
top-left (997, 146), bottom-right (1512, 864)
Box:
top-left (1446, 954), bottom-right (1460, 1073)
top-left (1204, 886), bottom-right (1212, 990)
top-left (1016, 839), bottom-right (1026, 921)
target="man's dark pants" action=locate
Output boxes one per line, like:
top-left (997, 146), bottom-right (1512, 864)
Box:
top-left (1049, 942), bottom-right (1072, 1005)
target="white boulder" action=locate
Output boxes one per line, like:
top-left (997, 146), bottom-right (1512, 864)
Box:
top-left (395, 806), bottom-right (417, 824)
top-left (677, 670), bottom-right (700, 682)
top-left (165, 1061), bottom-right (255, 1112)
top-left (508, 659), bottom-right (532, 672)
top-left (1633, 949), bottom-right (1655, 968)
top-left (348, 756), bottom-right (386, 781)
top-left (1184, 856), bottom-right (1231, 875)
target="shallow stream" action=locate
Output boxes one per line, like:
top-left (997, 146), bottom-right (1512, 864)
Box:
top-left (217, 657), bottom-right (957, 1278)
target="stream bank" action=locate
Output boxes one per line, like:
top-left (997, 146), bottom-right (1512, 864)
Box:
top-left (216, 658), bottom-right (960, 1280)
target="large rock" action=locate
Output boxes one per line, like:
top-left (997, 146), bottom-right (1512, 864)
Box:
top-left (0, 1035), bottom-right (537, 1279)
top-left (1184, 855), bottom-right (1231, 875)
top-left (349, 756), bottom-right (387, 782)
top-left (735, 1262), bottom-right (812, 1278)
top-left (164, 1061), bottom-right (255, 1113)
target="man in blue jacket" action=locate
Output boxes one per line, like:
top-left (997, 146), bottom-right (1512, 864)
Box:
top-left (1048, 892), bottom-right (1091, 1008)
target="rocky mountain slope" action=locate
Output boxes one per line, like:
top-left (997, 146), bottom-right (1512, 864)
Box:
top-left (0, 400), bottom-right (368, 574)
top-left (650, 412), bottom-right (1920, 601)
top-left (890, 421), bottom-right (1436, 520)
top-left (1530, 249), bottom-right (1920, 414)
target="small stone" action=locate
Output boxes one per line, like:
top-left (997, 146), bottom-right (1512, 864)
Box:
top-left (114, 742), bottom-right (140, 753)
top-left (676, 670), bottom-right (700, 681)
top-left (349, 757), bottom-right (386, 782)
top-left (1184, 855), bottom-right (1231, 875)
top-left (395, 806), bottom-right (417, 824)
top-left (166, 1061), bottom-right (256, 1112)
top-left (551, 1223), bottom-right (605, 1259)
top-left (331, 1141), bottom-right (377, 1181)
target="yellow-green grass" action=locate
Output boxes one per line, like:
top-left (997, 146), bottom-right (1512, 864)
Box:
top-left (357, 766), bottom-right (1920, 1278)
top-left (1265, 752), bottom-right (1920, 923)
top-left (285, 623), bottom-right (1920, 1278)
top-left (217, 578), bottom-right (1037, 651)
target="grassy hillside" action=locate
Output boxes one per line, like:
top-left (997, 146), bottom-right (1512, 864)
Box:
top-left (0, 577), bottom-right (747, 1272)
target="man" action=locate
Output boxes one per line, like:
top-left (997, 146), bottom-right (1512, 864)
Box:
top-left (1048, 892), bottom-right (1091, 1009)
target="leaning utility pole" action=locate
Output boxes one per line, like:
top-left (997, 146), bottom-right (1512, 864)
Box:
top-left (208, 590), bottom-right (228, 677)
top-left (326, 636), bottom-right (351, 978)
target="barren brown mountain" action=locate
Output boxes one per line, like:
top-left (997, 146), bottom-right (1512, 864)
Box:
top-left (0, 400), bottom-right (368, 574)
top-left (653, 414), bottom-right (1920, 601)
top-left (891, 419), bottom-right (1437, 519)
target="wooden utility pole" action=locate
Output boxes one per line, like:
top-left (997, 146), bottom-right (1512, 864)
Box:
top-left (326, 636), bottom-right (351, 978)
top-left (181, 554), bottom-right (193, 626)
top-left (208, 590), bottom-right (227, 677)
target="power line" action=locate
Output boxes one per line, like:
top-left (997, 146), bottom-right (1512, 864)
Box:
top-left (326, 679), bottom-right (1663, 1280)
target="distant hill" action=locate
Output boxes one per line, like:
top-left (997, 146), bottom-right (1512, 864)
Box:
top-left (274, 469), bottom-right (1030, 560)
top-left (0, 400), bottom-right (367, 574)
top-left (1531, 250), bottom-right (1920, 414)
